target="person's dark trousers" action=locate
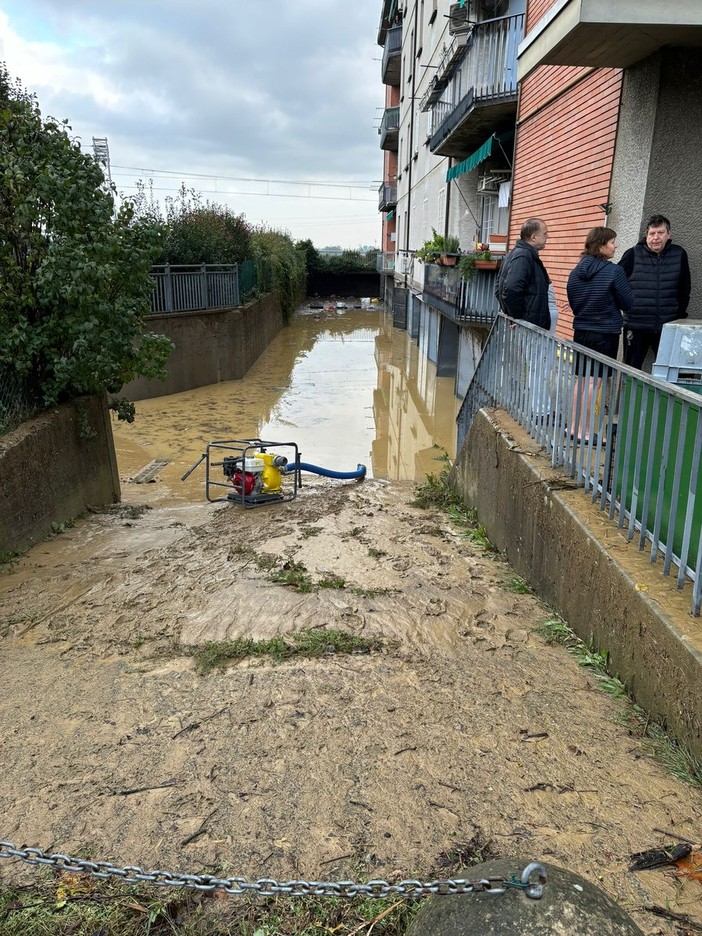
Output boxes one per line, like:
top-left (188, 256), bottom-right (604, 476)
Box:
top-left (623, 328), bottom-right (660, 369)
top-left (573, 330), bottom-right (620, 377)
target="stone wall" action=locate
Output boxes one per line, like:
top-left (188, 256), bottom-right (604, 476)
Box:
top-left (123, 291), bottom-right (286, 401)
top-left (0, 396), bottom-right (120, 556)
top-left (453, 407), bottom-right (702, 760)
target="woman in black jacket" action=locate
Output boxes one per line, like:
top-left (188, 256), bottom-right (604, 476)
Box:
top-left (567, 227), bottom-right (633, 361)
top-left (566, 228), bottom-right (633, 441)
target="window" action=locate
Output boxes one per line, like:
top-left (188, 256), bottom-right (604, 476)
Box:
top-left (480, 195), bottom-right (496, 242)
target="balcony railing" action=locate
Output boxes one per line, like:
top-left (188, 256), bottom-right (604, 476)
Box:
top-left (456, 269), bottom-right (500, 326)
top-left (430, 13), bottom-right (524, 155)
top-left (379, 106), bottom-right (400, 151)
top-left (377, 251), bottom-right (396, 273)
top-left (381, 24), bottom-right (402, 85)
top-left (378, 182), bottom-right (397, 211)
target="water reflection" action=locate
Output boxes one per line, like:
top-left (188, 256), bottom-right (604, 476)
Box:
top-left (112, 305), bottom-right (459, 500)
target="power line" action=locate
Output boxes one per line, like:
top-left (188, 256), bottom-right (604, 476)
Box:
top-left (116, 182), bottom-right (376, 203)
top-left (111, 164), bottom-right (378, 189)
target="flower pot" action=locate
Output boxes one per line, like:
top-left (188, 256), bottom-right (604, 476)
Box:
top-left (439, 254), bottom-right (458, 266)
top-left (474, 259), bottom-right (498, 270)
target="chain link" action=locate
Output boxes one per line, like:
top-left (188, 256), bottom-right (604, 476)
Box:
top-left (0, 842), bottom-right (546, 900)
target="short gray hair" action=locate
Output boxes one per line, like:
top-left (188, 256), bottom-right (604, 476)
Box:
top-left (521, 218), bottom-right (545, 241)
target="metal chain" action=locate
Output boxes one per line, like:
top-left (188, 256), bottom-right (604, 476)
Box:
top-left (0, 842), bottom-right (546, 900)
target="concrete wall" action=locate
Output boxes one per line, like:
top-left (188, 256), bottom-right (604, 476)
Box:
top-left (612, 48), bottom-right (702, 321)
top-left (0, 396), bottom-right (120, 556)
top-left (123, 292), bottom-right (285, 401)
top-left (453, 408), bottom-right (702, 759)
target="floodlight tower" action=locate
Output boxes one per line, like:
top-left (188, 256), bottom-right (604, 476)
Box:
top-left (92, 137), bottom-right (112, 187)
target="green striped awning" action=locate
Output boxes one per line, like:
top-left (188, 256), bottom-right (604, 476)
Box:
top-left (386, 210), bottom-right (395, 220)
top-left (446, 135), bottom-right (495, 183)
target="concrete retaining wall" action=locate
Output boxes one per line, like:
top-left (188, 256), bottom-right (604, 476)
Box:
top-left (0, 396), bottom-right (120, 556)
top-left (453, 408), bottom-right (702, 760)
top-left (123, 291), bottom-right (286, 401)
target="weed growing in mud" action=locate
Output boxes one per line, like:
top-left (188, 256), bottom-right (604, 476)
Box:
top-left (412, 459), bottom-right (495, 551)
top-left (268, 559), bottom-right (314, 592)
top-left (537, 617), bottom-right (702, 788)
top-left (0, 550), bottom-right (21, 568)
top-left (186, 628), bottom-right (383, 675)
top-left (318, 575), bottom-right (347, 589)
top-left (504, 574), bottom-right (533, 595)
top-left (368, 547), bottom-right (387, 559)
top-left (350, 586), bottom-right (398, 598)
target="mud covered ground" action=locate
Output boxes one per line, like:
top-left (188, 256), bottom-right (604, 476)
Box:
top-left (1, 475), bottom-right (702, 933)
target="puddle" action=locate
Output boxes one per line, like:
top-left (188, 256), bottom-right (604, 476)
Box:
top-left (112, 305), bottom-right (460, 502)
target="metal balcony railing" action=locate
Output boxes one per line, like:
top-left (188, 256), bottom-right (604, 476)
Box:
top-left (381, 25), bottom-right (402, 84)
top-left (379, 106), bottom-right (400, 150)
top-left (456, 269), bottom-right (500, 326)
top-left (457, 314), bottom-right (702, 616)
top-left (430, 14), bottom-right (524, 143)
top-left (376, 251), bottom-right (396, 273)
top-left (378, 183), bottom-right (397, 211)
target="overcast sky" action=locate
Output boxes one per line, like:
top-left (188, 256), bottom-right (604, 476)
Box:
top-left (0, 1), bottom-right (385, 248)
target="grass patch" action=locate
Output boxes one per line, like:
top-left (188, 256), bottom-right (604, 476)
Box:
top-left (318, 575), bottom-right (346, 589)
top-left (368, 547), bottom-right (387, 559)
top-left (504, 574), bottom-right (533, 595)
top-left (268, 560), bottom-right (314, 591)
top-left (186, 628), bottom-right (383, 675)
top-left (537, 617), bottom-right (702, 788)
top-left (350, 587), bottom-right (398, 598)
top-left (0, 550), bottom-right (21, 568)
top-left (412, 459), bottom-right (494, 551)
top-left (0, 874), bottom-right (421, 935)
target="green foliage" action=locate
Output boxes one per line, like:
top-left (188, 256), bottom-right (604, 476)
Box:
top-left (186, 628), bottom-right (382, 675)
top-left (411, 455), bottom-right (495, 551)
top-left (133, 182), bottom-right (252, 265)
top-left (415, 229), bottom-right (461, 263)
top-left (458, 244), bottom-right (492, 281)
top-left (250, 227), bottom-right (306, 322)
top-left (0, 66), bottom-right (172, 418)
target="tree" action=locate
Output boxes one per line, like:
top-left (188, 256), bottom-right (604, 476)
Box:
top-left (0, 66), bottom-right (172, 423)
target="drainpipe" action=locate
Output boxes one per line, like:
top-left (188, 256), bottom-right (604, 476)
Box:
top-left (404, 0), bottom-right (419, 256)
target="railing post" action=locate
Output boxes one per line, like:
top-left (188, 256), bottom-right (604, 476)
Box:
top-left (200, 264), bottom-right (209, 309)
top-left (233, 263), bottom-right (241, 307)
top-left (164, 264), bottom-right (174, 313)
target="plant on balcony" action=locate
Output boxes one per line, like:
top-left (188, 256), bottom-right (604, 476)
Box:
top-left (415, 229), bottom-right (461, 265)
top-left (459, 244), bottom-right (494, 281)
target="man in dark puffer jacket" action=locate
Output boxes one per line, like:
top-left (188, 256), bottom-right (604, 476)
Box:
top-left (496, 218), bottom-right (551, 330)
top-left (618, 214), bottom-right (691, 369)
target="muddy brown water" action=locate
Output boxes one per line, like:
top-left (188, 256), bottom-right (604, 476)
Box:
top-left (1, 306), bottom-right (702, 933)
top-left (112, 306), bottom-right (460, 504)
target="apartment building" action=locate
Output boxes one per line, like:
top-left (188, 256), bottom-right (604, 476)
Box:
top-left (512, 1), bottom-right (702, 342)
top-left (377, 0), bottom-right (526, 396)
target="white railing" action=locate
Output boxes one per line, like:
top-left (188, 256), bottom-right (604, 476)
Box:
top-left (457, 315), bottom-right (702, 615)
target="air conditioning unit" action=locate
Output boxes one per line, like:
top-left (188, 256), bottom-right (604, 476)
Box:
top-left (449, 2), bottom-right (475, 34)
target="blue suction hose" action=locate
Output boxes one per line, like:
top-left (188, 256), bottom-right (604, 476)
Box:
top-left (284, 461), bottom-right (366, 480)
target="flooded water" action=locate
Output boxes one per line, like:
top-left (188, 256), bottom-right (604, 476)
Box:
top-left (112, 304), bottom-right (460, 502)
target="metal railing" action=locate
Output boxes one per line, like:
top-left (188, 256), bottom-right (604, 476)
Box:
top-left (457, 269), bottom-right (500, 326)
top-left (379, 106), bottom-right (400, 150)
top-left (377, 251), bottom-right (396, 273)
top-left (430, 13), bottom-right (523, 137)
top-left (149, 264), bottom-right (240, 314)
top-left (381, 24), bottom-right (402, 82)
top-left (378, 183), bottom-right (397, 211)
top-left (456, 315), bottom-right (702, 615)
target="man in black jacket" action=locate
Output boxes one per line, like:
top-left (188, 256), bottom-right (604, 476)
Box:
top-left (496, 218), bottom-right (551, 330)
top-left (618, 214), bottom-right (691, 369)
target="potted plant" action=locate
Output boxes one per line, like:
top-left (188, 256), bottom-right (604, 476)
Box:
top-left (415, 229), bottom-right (461, 265)
top-left (459, 244), bottom-right (498, 281)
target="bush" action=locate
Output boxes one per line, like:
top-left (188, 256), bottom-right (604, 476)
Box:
top-left (0, 66), bottom-right (172, 422)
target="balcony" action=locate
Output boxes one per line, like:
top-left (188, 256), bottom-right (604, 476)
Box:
top-left (422, 263), bottom-right (500, 326)
top-left (382, 25), bottom-right (402, 85)
top-left (518, 0), bottom-right (702, 80)
top-left (379, 106), bottom-right (400, 151)
top-left (429, 13), bottom-right (524, 158)
top-left (377, 251), bottom-right (396, 274)
top-left (378, 182), bottom-right (397, 211)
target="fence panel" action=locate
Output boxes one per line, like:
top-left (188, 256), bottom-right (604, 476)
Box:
top-left (456, 314), bottom-right (702, 615)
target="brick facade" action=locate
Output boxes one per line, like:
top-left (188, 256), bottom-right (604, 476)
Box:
top-left (510, 1), bottom-right (623, 337)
